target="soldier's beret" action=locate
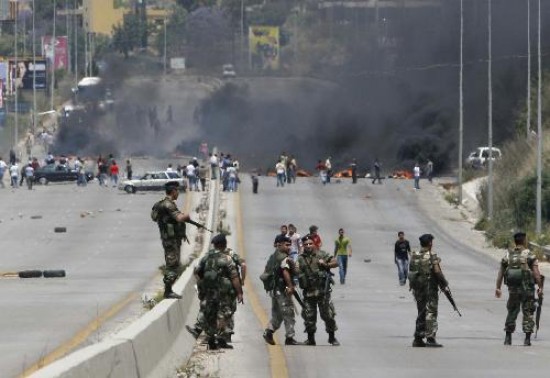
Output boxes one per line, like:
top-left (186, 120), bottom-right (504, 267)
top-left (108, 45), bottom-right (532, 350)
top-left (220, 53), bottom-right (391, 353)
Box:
top-left (165, 181), bottom-right (180, 191)
top-left (309, 225), bottom-right (318, 232)
top-left (211, 234), bottom-right (227, 245)
top-left (419, 234), bottom-right (434, 245)
top-left (275, 235), bottom-right (291, 244)
top-left (301, 234), bottom-right (314, 243)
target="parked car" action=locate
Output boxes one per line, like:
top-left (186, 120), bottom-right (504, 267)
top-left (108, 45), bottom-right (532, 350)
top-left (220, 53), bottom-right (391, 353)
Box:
top-left (222, 64), bottom-right (236, 79)
top-left (34, 164), bottom-right (94, 185)
top-left (466, 146), bottom-right (502, 168)
top-left (118, 171), bottom-right (187, 194)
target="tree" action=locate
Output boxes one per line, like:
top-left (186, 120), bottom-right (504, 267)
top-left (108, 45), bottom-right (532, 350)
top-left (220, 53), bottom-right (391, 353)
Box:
top-left (112, 13), bottom-right (146, 58)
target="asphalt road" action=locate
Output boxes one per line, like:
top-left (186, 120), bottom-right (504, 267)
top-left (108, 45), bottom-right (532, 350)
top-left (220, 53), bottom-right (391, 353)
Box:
top-left (211, 176), bottom-right (549, 378)
top-left (0, 158), bottom-right (191, 378)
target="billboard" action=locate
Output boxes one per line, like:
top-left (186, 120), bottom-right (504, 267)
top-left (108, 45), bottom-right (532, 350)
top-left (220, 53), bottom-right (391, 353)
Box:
top-left (8, 59), bottom-right (48, 93)
top-left (42, 36), bottom-right (69, 71)
top-left (249, 26), bottom-right (280, 70)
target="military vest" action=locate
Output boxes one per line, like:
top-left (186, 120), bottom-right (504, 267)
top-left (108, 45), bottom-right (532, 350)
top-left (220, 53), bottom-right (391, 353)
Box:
top-left (503, 248), bottom-right (534, 289)
top-left (199, 250), bottom-right (234, 295)
top-left (297, 250), bottom-right (331, 291)
top-left (260, 250), bottom-right (287, 292)
top-left (408, 248), bottom-right (436, 290)
top-left (151, 198), bottom-right (187, 241)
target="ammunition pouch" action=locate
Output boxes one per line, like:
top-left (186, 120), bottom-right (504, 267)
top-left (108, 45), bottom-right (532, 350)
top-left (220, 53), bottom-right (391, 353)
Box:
top-left (298, 273), bottom-right (310, 290)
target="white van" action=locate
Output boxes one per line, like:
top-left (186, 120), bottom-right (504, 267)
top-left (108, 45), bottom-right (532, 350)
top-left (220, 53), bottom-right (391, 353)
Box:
top-left (466, 147), bottom-right (502, 167)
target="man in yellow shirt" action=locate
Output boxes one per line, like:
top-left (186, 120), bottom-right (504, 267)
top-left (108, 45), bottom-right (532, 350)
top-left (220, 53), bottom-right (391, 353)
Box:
top-left (334, 228), bottom-right (352, 284)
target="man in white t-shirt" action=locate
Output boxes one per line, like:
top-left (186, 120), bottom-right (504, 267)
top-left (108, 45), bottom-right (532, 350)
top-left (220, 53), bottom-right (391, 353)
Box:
top-left (9, 162), bottom-right (19, 188)
top-left (209, 153), bottom-right (218, 179)
top-left (24, 163), bottom-right (34, 190)
top-left (287, 224), bottom-right (303, 262)
top-left (275, 160), bottom-right (286, 187)
top-left (186, 162), bottom-right (198, 191)
top-left (0, 157), bottom-right (7, 188)
top-left (413, 163), bottom-right (421, 190)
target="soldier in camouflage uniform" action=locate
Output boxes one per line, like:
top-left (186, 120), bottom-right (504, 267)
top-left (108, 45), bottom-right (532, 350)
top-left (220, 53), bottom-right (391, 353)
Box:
top-left (495, 232), bottom-right (543, 346)
top-left (296, 234), bottom-right (340, 346)
top-left (194, 234), bottom-right (244, 349)
top-left (151, 181), bottom-right (192, 299)
top-left (262, 235), bottom-right (300, 346)
top-left (409, 234), bottom-right (449, 347)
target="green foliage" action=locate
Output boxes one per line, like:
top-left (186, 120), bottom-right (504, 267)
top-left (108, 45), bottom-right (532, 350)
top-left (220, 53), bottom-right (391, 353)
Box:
top-left (154, 5), bottom-right (188, 58)
top-left (112, 13), bottom-right (148, 58)
top-left (248, 1), bottom-right (292, 26)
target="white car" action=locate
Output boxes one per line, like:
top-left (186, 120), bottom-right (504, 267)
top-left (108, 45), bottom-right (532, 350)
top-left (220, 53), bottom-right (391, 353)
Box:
top-left (119, 171), bottom-right (187, 194)
top-left (466, 147), bottom-right (502, 168)
top-left (222, 64), bottom-right (236, 79)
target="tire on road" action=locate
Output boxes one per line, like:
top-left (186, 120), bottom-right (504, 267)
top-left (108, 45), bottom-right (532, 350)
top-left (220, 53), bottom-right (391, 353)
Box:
top-left (54, 227), bottom-right (67, 233)
top-left (124, 185), bottom-right (136, 194)
top-left (43, 270), bottom-right (66, 278)
top-left (18, 270), bottom-right (43, 278)
top-left (38, 177), bottom-right (48, 185)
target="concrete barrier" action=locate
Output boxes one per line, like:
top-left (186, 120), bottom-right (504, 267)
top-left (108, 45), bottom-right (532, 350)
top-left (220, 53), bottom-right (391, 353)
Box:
top-left (30, 178), bottom-right (219, 378)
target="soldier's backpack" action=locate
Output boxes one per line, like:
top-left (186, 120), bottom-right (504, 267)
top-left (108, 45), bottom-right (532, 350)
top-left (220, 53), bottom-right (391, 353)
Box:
top-left (202, 252), bottom-right (222, 290)
top-left (408, 250), bottom-right (432, 290)
top-left (150, 199), bottom-right (164, 222)
top-left (260, 253), bottom-right (277, 292)
top-left (504, 248), bottom-right (530, 288)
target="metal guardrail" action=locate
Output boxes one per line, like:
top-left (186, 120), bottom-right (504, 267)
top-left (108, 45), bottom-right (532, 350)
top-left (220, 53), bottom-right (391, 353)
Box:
top-left (529, 242), bottom-right (550, 260)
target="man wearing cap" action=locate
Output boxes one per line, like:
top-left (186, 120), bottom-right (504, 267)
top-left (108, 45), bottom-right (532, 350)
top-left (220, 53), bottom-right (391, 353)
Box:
top-left (194, 233), bottom-right (244, 349)
top-left (262, 235), bottom-right (300, 346)
top-left (297, 234), bottom-right (340, 346)
top-left (151, 181), bottom-right (191, 299)
top-left (495, 232), bottom-right (543, 346)
top-left (409, 234), bottom-right (450, 347)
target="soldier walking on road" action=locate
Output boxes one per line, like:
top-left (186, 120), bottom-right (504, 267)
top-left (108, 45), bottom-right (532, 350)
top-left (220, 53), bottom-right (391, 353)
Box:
top-left (409, 234), bottom-right (450, 347)
top-left (151, 181), bottom-right (192, 299)
top-left (495, 232), bottom-right (544, 346)
top-left (297, 235), bottom-right (340, 346)
top-left (194, 234), bottom-right (244, 350)
top-left (262, 235), bottom-right (300, 346)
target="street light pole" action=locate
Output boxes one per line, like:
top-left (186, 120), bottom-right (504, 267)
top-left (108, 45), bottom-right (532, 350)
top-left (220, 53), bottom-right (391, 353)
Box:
top-left (163, 17), bottom-right (167, 77)
top-left (536, 0), bottom-right (543, 235)
top-left (458, 0), bottom-right (464, 205)
top-left (32, 0), bottom-right (36, 134)
top-left (51, 0), bottom-right (57, 111)
top-left (487, 0), bottom-right (494, 221)
top-left (14, 0), bottom-right (19, 149)
top-left (527, 0), bottom-right (532, 139)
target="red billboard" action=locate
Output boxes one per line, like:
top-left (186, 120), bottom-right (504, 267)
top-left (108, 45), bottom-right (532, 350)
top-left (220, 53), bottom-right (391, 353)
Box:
top-left (42, 36), bottom-right (69, 71)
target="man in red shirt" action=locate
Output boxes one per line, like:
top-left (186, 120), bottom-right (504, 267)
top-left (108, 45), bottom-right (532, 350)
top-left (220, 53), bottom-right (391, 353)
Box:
top-left (308, 225), bottom-right (322, 250)
top-left (110, 160), bottom-right (120, 187)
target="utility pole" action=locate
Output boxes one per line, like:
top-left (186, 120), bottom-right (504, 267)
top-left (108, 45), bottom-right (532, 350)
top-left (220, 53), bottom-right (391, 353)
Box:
top-left (74, 0), bottom-right (78, 87)
top-left (527, 0), bottom-right (532, 139)
top-left (163, 17), bottom-right (167, 77)
top-left (51, 0), bottom-right (57, 111)
top-left (487, 0), bottom-right (494, 221)
top-left (32, 0), bottom-right (36, 134)
top-left (458, 0), bottom-right (464, 205)
top-left (536, 0), bottom-right (542, 235)
top-left (14, 0), bottom-right (19, 149)
top-left (66, 0), bottom-right (70, 74)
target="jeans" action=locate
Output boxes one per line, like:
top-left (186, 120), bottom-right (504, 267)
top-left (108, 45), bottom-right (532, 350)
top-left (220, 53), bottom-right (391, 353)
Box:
top-left (276, 173), bottom-right (285, 187)
top-left (414, 176), bottom-right (420, 189)
top-left (337, 255), bottom-right (348, 283)
top-left (396, 258), bottom-right (409, 285)
top-left (228, 176), bottom-right (236, 192)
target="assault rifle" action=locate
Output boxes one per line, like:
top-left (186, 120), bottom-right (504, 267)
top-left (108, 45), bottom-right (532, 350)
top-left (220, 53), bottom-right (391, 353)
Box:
top-left (442, 287), bottom-right (462, 317)
top-left (186, 219), bottom-right (214, 233)
top-left (324, 269), bottom-right (335, 299)
top-left (535, 275), bottom-right (545, 339)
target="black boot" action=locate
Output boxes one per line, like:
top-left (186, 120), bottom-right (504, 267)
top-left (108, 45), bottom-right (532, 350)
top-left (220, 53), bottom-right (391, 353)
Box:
top-left (285, 337), bottom-right (300, 345)
top-left (207, 337), bottom-right (218, 350)
top-left (186, 325), bottom-right (202, 339)
top-left (303, 332), bottom-right (316, 346)
top-left (504, 332), bottom-right (512, 346)
top-left (217, 337), bottom-right (234, 349)
top-left (425, 337), bottom-right (443, 347)
top-left (524, 332), bottom-right (532, 346)
top-left (163, 283), bottom-right (182, 299)
top-left (412, 337), bottom-right (426, 347)
top-left (263, 329), bottom-right (275, 345)
top-left (328, 332), bottom-right (340, 346)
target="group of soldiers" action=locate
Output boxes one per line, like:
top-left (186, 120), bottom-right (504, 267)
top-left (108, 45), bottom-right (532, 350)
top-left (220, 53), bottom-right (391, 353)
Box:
top-left (408, 232), bottom-right (544, 348)
top-left (151, 180), bottom-right (544, 352)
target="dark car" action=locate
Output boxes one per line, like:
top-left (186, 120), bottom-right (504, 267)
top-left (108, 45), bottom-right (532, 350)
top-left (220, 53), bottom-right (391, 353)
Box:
top-left (34, 164), bottom-right (94, 185)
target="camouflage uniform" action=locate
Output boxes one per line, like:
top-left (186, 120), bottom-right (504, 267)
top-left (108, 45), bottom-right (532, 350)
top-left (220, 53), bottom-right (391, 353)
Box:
top-left (266, 250), bottom-right (296, 338)
top-left (297, 249), bottom-right (338, 334)
top-left (409, 247), bottom-right (448, 339)
top-left (501, 247), bottom-right (538, 333)
top-left (223, 248), bottom-right (245, 337)
top-left (195, 249), bottom-right (239, 338)
top-left (154, 197), bottom-right (187, 286)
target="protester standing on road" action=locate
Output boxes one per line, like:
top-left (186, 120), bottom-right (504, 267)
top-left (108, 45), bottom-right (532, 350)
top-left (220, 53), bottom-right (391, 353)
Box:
top-left (316, 160), bottom-right (328, 185)
top-left (125, 159), bottom-right (132, 180)
top-left (24, 163), bottom-right (34, 190)
top-left (209, 153), bottom-right (218, 180)
top-left (198, 165), bottom-right (208, 191)
top-left (308, 225), bottom-right (323, 250)
top-left (194, 234), bottom-right (243, 350)
top-left (151, 181), bottom-right (192, 300)
top-left (495, 232), bottom-right (543, 346)
top-left (334, 228), bottom-right (352, 284)
top-left (110, 160), bottom-right (120, 187)
top-left (426, 160), bottom-right (434, 183)
top-left (287, 224), bottom-right (303, 262)
top-left (350, 159), bottom-right (358, 184)
top-left (9, 161), bottom-right (19, 188)
top-left (372, 159), bottom-right (382, 184)
top-left (409, 234), bottom-right (449, 347)
top-left (297, 235), bottom-right (340, 346)
top-left (275, 160), bottom-right (286, 187)
top-left (394, 231), bottom-right (411, 286)
top-left (325, 156), bottom-right (333, 184)
top-left (262, 235), bottom-right (299, 346)
top-left (0, 157), bottom-right (7, 188)
top-left (413, 163), bottom-right (421, 190)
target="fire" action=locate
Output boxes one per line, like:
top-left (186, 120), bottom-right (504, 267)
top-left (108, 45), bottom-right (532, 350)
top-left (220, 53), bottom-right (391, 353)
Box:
top-left (392, 170), bottom-right (413, 179)
top-left (333, 168), bottom-right (352, 178)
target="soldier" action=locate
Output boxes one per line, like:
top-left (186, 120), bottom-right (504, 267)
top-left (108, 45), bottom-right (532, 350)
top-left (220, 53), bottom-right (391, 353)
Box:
top-left (261, 235), bottom-right (300, 346)
top-left (194, 234), bottom-right (244, 349)
top-left (408, 234), bottom-right (449, 347)
top-left (221, 237), bottom-right (246, 342)
top-left (150, 181), bottom-right (192, 299)
top-left (495, 232), bottom-right (543, 346)
top-left (297, 235), bottom-right (340, 346)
